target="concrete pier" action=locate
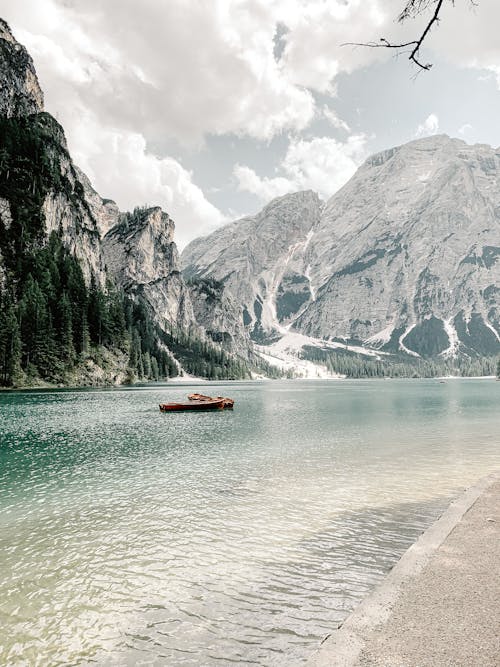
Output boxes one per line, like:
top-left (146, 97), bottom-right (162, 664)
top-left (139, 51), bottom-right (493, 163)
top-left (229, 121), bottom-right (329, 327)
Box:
top-left (307, 472), bottom-right (500, 667)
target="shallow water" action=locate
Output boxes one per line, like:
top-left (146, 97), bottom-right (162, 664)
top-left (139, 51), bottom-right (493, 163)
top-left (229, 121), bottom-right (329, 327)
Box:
top-left (0, 379), bottom-right (499, 665)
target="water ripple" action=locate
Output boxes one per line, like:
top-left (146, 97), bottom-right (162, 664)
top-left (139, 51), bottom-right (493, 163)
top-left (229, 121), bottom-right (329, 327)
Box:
top-left (0, 379), bottom-right (499, 665)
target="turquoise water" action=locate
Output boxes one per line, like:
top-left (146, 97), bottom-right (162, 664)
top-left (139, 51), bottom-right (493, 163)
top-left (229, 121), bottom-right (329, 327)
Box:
top-left (0, 379), bottom-right (499, 665)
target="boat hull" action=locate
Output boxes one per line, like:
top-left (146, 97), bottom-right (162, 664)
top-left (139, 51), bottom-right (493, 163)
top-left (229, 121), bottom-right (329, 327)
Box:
top-left (188, 393), bottom-right (234, 409)
top-left (159, 399), bottom-right (225, 412)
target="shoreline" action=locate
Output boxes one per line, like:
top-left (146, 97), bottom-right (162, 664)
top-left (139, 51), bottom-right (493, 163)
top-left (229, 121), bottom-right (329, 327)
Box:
top-left (0, 374), bottom-right (498, 392)
top-left (306, 471), bottom-right (500, 666)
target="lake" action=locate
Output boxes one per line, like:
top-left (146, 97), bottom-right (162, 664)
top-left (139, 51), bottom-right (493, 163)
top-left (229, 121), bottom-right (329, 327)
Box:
top-left (1, 379), bottom-right (499, 665)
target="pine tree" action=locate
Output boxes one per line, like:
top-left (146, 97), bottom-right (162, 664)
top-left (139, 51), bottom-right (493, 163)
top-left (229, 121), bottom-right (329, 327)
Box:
top-left (0, 302), bottom-right (21, 386)
top-left (58, 291), bottom-right (75, 363)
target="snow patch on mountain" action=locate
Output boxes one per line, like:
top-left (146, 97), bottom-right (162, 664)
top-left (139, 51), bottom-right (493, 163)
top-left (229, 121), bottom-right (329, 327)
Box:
top-left (440, 318), bottom-right (460, 357)
top-left (399, 325), bottom-right (421, 358)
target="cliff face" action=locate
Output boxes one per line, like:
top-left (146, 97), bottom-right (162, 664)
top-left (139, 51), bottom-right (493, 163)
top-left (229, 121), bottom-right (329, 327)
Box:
top-left (103, 207), bottom-right (195, 331)
top-left (182, 137), bottom-right (500, 359)
top-left (0, 20), bottom-right (110, 286)
top-left (37, 119), bottom-right (111, 286)
top-left (0, 18), bottom-right (43, 117)
top-left (187, 277), bottom-right (252, 358)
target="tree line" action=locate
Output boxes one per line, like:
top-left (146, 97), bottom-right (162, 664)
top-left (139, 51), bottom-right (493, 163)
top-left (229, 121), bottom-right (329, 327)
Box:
top-left (302, 346), bottom-right (499, 379)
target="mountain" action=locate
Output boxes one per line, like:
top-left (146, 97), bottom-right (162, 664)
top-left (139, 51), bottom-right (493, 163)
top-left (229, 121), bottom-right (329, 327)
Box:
top-left (183, 190), bottom-right (323, 342)
top-left (0, 18), bottom-right (43, 117)
top-left (103, 206), bottom-right (194, 331)
top-left (0, 20), bottom-right (253, 386)
top-left (186, 277), bottom-right (252, 358)
top-left (182, 135), bottom-right (500, 364)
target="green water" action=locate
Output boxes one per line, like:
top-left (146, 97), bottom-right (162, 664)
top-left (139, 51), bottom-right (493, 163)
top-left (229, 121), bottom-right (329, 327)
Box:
top-left (0, 379), bottom-right (499, 665)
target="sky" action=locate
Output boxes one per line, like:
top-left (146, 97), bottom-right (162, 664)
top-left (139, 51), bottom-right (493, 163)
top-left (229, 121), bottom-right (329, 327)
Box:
top-left (4, 0), bottom-right (500, 248)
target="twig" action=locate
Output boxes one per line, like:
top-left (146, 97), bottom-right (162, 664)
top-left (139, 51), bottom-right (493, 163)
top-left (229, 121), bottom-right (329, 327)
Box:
top-left (343, 0), bottom-right (446, 71)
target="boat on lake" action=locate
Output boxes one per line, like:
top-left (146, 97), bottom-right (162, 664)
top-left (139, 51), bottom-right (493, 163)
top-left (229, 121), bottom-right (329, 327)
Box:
top-left (159, 398), bottom-right (225, 412)
top-left (188, 393), bottom-right (235, 409)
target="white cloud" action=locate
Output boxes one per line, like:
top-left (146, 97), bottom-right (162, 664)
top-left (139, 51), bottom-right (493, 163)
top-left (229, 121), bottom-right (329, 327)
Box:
top-left (4, 0), bottom-right (411, 147)
top-left (2, 0), bottom-right (383, 245)
top-left (8, 0), bottom-right (316, 145)
top-left (276, 0), bottom-right (390, 94)
top-left (322, 105), bottom-right (351, 132)
top-left (427, 0), bottom-right (500, 86)
top-left (5, 0), bottom-right (500, 247)
top-left (416, 113), bottom-right (439, 137)
top-left (458, 123), bottom-right (473, 137)
top-left (235, 134), bottom-right (367, 201)
top-left (233, 165), bottom-right (294, 202)
top-left (69, 110), bottom-right (225, 250)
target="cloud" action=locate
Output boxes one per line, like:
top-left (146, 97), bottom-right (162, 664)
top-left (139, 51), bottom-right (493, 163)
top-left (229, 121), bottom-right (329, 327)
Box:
top-left (416, 113), bottom-right (439, 137)
top-left (427, 0), bottom-right (500, 86)
top-left (233, 165), bottom-right (294, 202)
top-left (458, 123), bottom-right (473, 137)
top-left (4, 0), bottom-right (405, 147)
top-left (8, 0), bottom-right (316, 145)
top-left (322, 105), bottom-right (351, 132)
top-left (6, 0), bottom-right (500, 146)
top-left (276, 0), bottom-right (390, 94)
top-left (235, 134), bottom-right (367, 201)
top-left (69, 109), bottom-right (225, 250)
top-left (2, 0), bottom-right (383, 245)
top-left (5, 0), bottom-right (500, 247)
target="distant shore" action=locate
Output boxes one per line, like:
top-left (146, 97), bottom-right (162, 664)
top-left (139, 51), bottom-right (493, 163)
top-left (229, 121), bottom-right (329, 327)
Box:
top-left (1, 374), bottom-right (498, 392)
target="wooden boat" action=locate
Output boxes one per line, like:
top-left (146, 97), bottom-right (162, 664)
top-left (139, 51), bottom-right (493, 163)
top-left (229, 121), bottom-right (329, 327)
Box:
top-left (188, 393), bottom-right (235, 409)
top-left (159, 398), bottom-right (225, 412)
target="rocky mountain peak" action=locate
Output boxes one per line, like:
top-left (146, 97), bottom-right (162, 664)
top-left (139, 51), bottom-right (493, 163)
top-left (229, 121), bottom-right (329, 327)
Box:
top-left (102, 206), bottom-right (196, 331)
top-left (0, 19), bottom-right (44, 117)
top-left (104, 206), bottom-right (178, 285)
top-left (183, 136), bottom-right (500, 360)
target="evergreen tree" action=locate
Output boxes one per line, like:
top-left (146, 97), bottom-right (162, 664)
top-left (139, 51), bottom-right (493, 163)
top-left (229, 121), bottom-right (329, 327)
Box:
top-left (58, 291), bottom-right (75, 363)
top-left (0, 301), bottom-right (21, 386)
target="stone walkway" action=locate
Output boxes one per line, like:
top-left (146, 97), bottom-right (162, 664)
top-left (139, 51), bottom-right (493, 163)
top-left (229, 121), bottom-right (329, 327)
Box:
top-left (307, 473), bottom-right (500, 667)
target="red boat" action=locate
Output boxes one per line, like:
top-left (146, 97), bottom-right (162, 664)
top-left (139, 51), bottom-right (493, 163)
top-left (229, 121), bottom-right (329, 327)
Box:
top-left (188, 393), bottom-right (235, 409)
top-left (159, 398), bottom-right (225, 412)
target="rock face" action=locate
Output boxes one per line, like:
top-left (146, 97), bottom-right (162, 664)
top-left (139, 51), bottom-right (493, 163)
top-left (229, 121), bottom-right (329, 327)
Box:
top-left (37, 118), bottom-right (110, 286)
top-left (103, 207), bottom-right (195, 331)
top-left (187, 277), bottom-right (252, 357)
top-left (75, 166), bottom-right (120, 238)
top-left (183, 190), bottom-right (323, 342)
top-left (298, 135), bottom-right (500, 357)
top-left (0, 18), bottom-right (43, 117)
top-left (182, 136), bottom-right (500, 358)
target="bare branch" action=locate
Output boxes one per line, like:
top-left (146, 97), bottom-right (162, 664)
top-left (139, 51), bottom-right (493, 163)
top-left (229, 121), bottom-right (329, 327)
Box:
top-left (398, 0), bottom-right (443, 23)
top-left (343, 0), bottom-right (448, 71)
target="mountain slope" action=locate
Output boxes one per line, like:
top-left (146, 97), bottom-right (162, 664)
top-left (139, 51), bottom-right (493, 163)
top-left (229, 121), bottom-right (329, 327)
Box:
top-left (183, 190), bottom-right (322, 342)
top-left (103, 206), bottom-right (194, 331)
top-left (182, 136), bottom-right (500, 361)
top-left (299, 135), bottom-right (500, 357)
